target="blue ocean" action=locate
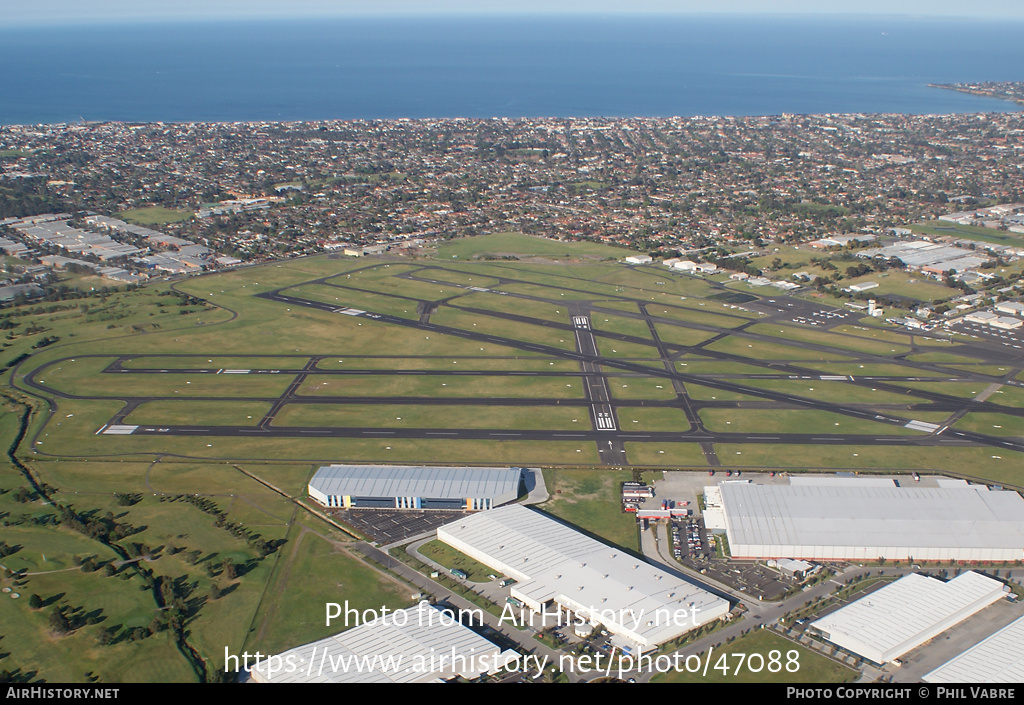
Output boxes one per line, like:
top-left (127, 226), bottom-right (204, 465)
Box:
top-left (1, 14), bottom-right (1022, 125)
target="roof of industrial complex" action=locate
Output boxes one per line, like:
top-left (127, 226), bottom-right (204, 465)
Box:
top-left (923, 615), bottom-right (1024, 684)
top-left (250, 602), bottom-right (517, 683)
top-left (809, 572), bottom-right (1009, 665)
top-left (309, 464), bottom-right (521, 499)
top-left (715, 478), bottom-right (1024, 554)
top-left (436, 504), bottom-right (731, 650)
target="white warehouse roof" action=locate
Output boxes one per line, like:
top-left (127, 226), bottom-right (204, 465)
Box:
top-left (787, 476), bottom-right (897, 488)
top-left (810, 572), bottom-right (1009, 665)
top-left (437, 504), bottom-right (730, 652)
top-left (923, 614), bottom-right (1024, 683)
top-left (717, 479), bottom-right (1024, 561)
top-left (994, 301), bottom-right (1024, 316)
top-left (250, 602), bottom-right (518, 683)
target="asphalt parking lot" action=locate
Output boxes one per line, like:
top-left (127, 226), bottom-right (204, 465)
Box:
top-left (672, 525), bottom-right (799, 601)
top-left (648, 471), bottom-right (817, 599)
top-left (331, 508), bottom-right (463, 544)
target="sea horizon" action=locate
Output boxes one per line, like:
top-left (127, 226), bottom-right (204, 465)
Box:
top-left (1, 14), bottom-right (1022, 126)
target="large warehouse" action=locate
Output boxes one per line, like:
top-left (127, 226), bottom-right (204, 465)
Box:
top-left (923, 614), bottom-right (1024, 683)
top-left (249, 602), bottom-right (519, 683)
top-left (308, 464), bottom-right (522, 511)
top-left (809, 571), bottom-right (1010, 665)
top-left (436, 504), bottom-right (731, 654)
top-left (705, 477), bottom-right (1024, 562)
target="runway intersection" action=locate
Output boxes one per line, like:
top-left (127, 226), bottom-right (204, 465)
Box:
top-left (21, 261), bottom-right (1024, 469)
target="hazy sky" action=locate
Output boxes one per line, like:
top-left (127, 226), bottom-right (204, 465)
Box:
top-left (4, 0), bottom-right (1024, 26)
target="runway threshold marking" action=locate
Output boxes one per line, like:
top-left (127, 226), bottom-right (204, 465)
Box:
top-left (101, 425), bottom-right (138, 435)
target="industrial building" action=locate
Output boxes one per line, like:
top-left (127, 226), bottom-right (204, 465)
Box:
top-left (621, 483), bottom-right (654, 500)
top-left (771, 558), bottom-right (815, 579)
top-left (858, 240), bottom-right (990, 275)
top-left (923, 614), bottom-right (1024, 683)
top-left (308, 464), bottom-right (522, 511)
top-left (994, 301), bottom-right (1024, 316)
top-left (991, 316), bottom-right (1024, 330)
top-left (623, 254), bottom-right (653, 264)
top-left (249, 602), bottom-right (519, 683)
top-left (436, 504), bottom-right (731, 654)
top-left (704, 477), bottom-right (1024, 562)
top-left (809, 572), bottom-right (1010, 665)
top-left (963, 310), bottom-right (1024, 330)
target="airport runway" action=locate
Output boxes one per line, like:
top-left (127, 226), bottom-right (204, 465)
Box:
top-left (19, 262), bottom-right (1024, 464)
top-left (110, 423), bottom-right (1018, 450)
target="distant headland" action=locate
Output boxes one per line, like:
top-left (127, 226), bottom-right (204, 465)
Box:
top-left (930, 82), bottom-right (1024, 108)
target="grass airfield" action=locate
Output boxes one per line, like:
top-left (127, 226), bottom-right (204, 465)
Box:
top-left (1, 231), bottom-right (1022, 682)
top-left (11, 232), bottom-right (1021, 482)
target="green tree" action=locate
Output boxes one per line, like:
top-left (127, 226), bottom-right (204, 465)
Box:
top-left (49, 608), bottom-right (72, 634)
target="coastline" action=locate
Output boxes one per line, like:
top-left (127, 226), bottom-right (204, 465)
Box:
top-left (929, 83), bottom-right (1024, 108)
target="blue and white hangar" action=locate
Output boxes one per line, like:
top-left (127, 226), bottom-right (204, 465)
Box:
top-left (308, 464), bottom-right (522, 511)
